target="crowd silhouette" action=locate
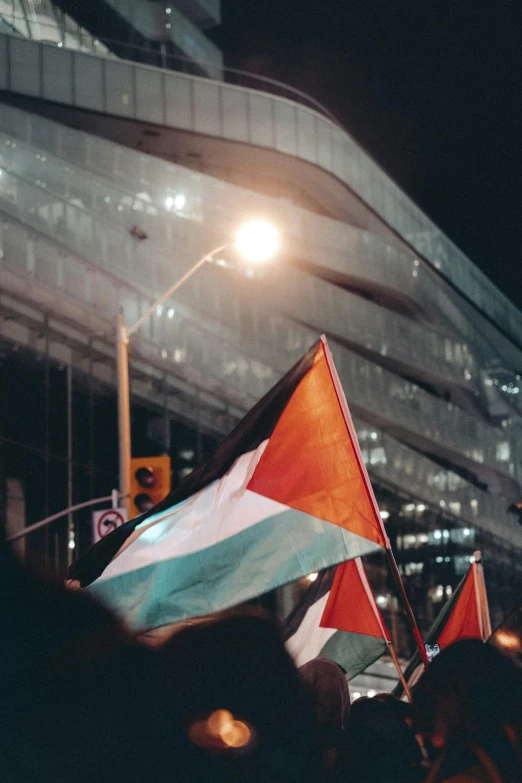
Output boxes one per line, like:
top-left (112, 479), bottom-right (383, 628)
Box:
top-left (2, 549), bottom-right (521, 783)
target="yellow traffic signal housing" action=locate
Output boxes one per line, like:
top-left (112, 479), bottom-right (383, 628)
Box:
top-left (129, 455), bottom-right (171, 519)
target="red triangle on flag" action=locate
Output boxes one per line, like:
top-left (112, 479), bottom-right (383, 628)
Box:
top-left (320, 558), bottom-right (390, 639)
top-left (247, 340), bottom-right (386, 546)
top-left (438, 564), bottom-right (483, 649)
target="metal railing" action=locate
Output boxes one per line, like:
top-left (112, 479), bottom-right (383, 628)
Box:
top-left (0, 10), bottom-right (343, 126)
top-left (93, 35), bottom-right (345, 126)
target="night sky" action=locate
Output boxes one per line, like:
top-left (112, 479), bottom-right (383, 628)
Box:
top-left (214, 1), bottom-right (522, 310)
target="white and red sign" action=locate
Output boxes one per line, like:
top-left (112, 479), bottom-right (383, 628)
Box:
top-left (92, 508), bottom-right (127, 543)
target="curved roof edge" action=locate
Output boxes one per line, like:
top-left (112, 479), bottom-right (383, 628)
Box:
top-left (0, 31), bottom-right (520, 349)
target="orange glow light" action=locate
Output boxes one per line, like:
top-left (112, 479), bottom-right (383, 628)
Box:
top-left (207, 709), bottom-right (233, 736)
top-left (188, 710), bottom-right (253, 750)
top-left (495, 631), bottom-right (521, 650)
top-left (220, 720), bottom-right (252, 748)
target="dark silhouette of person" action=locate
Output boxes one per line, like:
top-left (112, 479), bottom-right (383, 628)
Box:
top-left (299, 658), bottom-right (351, 780)
top-left (0, 549), bottom-right (214, 782)
top-left (338, 692), bottom-right (424, 783)
top-left (411, 639), bottom-right (522, 782)
top-left (161, 608), bottom-right (322, 782)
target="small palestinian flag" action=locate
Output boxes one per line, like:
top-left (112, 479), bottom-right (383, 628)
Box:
top-left (394, 551), bottom-right (491, 695)
top-left (437, 550), bottom-right (491, 649)
top-left (69, 336), bottom-right (388, 632)
top-left (284, 557), bottom-right (390, 680)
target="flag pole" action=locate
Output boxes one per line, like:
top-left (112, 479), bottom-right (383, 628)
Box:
top-left (387, 641), bottom-right (412, 701)
top-left (320, 337), bottom-right (428, 667)
top-left (473, 551), bottom-right (492, 640)
top-left (385, 546), bottom-right (429, 666)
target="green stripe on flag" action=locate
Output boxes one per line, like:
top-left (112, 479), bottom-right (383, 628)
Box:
top-left (88, 509), bottom-right (381, 631)
top-left (321, 630), bottom-right (388, 681)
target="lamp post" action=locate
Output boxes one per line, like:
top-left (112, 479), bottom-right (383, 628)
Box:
top-left (117, 220), bottom-right (279, 512)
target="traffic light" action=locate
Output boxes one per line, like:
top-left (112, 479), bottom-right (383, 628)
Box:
top-left (129, 456), bottom-right (171, 519)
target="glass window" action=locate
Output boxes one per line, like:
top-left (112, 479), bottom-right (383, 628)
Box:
top-left (496, 441), bottom-right (510, 461)
top-left (449, 527), bottom-right (475, 545)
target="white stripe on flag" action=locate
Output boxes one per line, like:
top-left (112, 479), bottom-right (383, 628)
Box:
top-left (285, 592), bottom-right (336, 667)
top-left (98, 440), bottom-right (298, 582)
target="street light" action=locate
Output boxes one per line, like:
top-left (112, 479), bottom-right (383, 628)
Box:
top-left (117, 219), bottom-right (279, 513)
top-left (234, 219), bottom-right (280, 263)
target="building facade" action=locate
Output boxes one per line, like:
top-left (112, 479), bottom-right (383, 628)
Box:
top-left (1, 1), bottom-right (521, 673)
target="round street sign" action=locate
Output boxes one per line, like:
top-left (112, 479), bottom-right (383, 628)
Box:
top-left (95, 509), bottom-right (126, 540)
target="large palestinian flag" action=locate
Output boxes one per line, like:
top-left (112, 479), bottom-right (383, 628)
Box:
top-left (284, 557), bottom-right (390, 680)
top-left (69, 337), bottom-right (388, 632)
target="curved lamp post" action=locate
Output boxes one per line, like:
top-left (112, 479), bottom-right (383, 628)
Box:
top-left (117, 219), bottom-right (280, 511)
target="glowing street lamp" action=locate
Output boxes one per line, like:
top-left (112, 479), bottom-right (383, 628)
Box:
top-left (234, 219), bottom-right (280, 264)
top-left (117, 220), bottom-right (279, 512)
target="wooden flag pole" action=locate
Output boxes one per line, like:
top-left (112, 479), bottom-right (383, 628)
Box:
top-left (473, 550), bottom-right (492, 640)
top-left (387, 641), bottom-right (412, 702)
top-left (385, 546), bottom-right (429, 666)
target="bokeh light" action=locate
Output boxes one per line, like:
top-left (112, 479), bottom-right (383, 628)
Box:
top-left (220, 719), bottom-right (252, 748)
top-left (207, 709), bottom-right (233, 736)
top-left (188, 709), bottom-right (253, 750)
top-left (495, 631), bottom-right (521, 650)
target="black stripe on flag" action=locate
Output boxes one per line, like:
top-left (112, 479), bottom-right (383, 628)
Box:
top-left (282, 567), bottom-right (335, 641)
top-left (70, 340), bottom-right (320, 587)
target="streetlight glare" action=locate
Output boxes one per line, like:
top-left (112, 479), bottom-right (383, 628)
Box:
top-left (118, 228), bottom-right (277, 513)
top-left (234, 219), bottom-right (279, 263)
